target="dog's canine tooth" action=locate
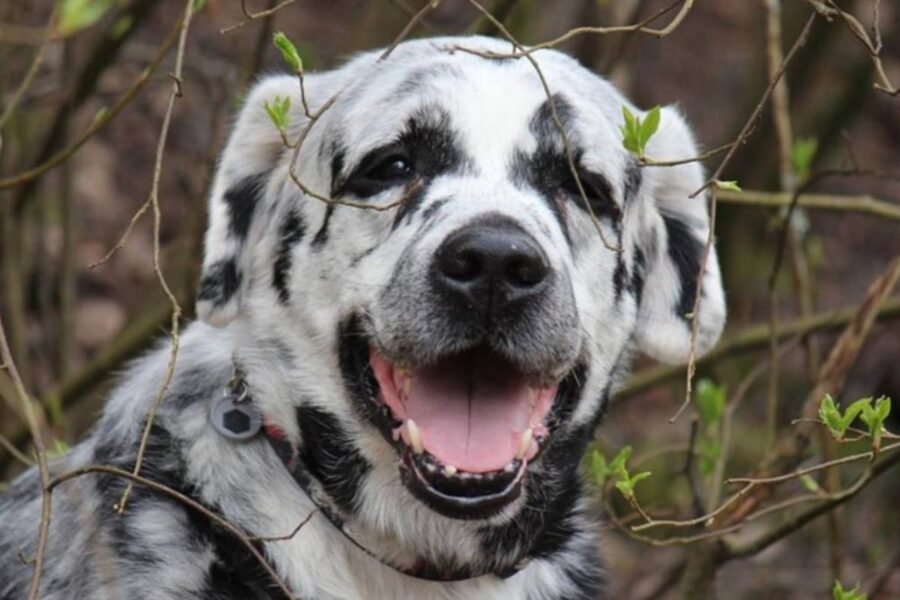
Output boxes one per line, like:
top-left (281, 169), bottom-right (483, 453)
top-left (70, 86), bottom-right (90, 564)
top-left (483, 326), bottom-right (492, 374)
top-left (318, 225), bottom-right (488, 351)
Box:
top-left (443, 465), bottom-right (457, 477)
top-left (401, 378), bottom-right (412, 396)
top-left (516, 428), bottom-right (533, 460)
top-left (406, 419), bottom-right (424, 454)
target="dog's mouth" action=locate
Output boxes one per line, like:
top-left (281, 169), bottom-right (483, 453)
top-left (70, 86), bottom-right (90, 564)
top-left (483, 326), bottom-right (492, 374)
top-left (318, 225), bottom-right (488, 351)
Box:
top-left (369, 348), bottom-right (557, 518)
top-left (339, 316), bottom-right (584, 520)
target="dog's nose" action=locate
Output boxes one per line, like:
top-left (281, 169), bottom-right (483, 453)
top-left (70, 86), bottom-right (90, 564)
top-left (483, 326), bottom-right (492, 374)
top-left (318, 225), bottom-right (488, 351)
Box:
top-left (433, 220), bottom-right (550, 313)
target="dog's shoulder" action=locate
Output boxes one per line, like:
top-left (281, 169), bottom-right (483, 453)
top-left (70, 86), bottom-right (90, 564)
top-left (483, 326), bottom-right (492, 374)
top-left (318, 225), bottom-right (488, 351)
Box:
top-left (0, 324), bottom-right (284, 599)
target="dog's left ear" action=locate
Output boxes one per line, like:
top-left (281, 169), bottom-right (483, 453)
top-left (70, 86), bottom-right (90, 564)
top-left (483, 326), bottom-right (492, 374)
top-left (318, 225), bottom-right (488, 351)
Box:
top-left (196, 75), bottom-right (300, 327)
top-left (632, 107), bottom-right (726, 364)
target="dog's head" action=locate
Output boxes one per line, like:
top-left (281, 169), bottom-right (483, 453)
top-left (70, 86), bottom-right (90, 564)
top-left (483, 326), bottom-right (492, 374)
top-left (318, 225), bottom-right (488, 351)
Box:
top-left (196, 36), bottom-right (724, 567)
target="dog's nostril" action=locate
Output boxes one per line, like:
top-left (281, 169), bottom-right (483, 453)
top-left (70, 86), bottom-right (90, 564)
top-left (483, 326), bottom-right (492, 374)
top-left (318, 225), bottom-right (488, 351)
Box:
top-left (440, 249), bottom-right (482, 282)
top-left (506, 252), bottom-right (548, 288)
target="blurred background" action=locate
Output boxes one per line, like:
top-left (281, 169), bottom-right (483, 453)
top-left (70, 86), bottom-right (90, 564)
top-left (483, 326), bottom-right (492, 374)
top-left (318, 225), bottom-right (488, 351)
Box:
top-left (1, 1), bottom-right (899, 598)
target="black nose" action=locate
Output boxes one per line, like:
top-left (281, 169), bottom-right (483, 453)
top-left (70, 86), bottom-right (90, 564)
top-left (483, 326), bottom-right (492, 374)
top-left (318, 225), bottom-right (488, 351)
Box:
top-left (432, 218), bottom-right (550, 315)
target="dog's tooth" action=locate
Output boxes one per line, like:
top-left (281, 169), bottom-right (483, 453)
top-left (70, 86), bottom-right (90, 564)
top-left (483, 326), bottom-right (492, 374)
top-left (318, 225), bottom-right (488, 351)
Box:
top-left (401, 378), bottom-right (412, 397)
top-left (406, 419), bottom-right (424, 454)
top-left (516, 428), bottom-right (533, 460)
top-left (443, 465), bottom-right (457, 477)
top-left (504, 461), bottom-right (516, 473)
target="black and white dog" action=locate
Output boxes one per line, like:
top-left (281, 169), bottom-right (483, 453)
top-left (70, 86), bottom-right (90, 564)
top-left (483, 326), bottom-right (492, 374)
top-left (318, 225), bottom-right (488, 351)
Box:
top-left (0, 36), bottom-right (725, 599)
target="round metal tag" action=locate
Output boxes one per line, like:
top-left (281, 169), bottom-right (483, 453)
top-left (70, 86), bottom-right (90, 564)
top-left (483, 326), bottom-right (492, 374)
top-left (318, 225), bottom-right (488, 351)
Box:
top-left (209, 393), bottom-right (262, 441)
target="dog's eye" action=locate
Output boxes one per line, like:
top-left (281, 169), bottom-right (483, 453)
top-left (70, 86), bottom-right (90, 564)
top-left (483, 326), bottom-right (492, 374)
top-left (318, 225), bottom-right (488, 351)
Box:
top-left (367, 154), bottom-right (413, 183)
top-left (560, 169), bottom-right (618, 218)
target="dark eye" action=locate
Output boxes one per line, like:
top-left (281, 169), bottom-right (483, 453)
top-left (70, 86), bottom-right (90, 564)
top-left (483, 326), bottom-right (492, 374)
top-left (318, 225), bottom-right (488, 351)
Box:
top-left (368, 155), bottom-right (413, 182)
top-left (560, 169), bottom-right (619, 219)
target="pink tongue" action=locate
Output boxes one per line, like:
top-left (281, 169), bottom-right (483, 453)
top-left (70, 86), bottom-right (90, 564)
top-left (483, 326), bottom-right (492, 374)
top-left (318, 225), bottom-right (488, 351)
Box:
top-left (404, 354), bottom-right (532, 473)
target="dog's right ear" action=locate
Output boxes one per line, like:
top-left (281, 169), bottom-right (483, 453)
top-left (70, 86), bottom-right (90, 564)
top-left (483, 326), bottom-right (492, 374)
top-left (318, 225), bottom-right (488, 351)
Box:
top-left (196, 75), bottom-right (300, 327)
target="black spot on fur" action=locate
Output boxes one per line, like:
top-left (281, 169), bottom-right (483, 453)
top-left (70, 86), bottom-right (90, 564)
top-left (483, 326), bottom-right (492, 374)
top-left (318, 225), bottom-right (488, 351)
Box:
top-left (510, 148), bottom-right (569, 239)
top-left (330, 150), bottom-right (345, 195)
top-left (223, 173), bottom-right (268, 240)
top-left (272, 208), bottom-right (306, 303)
top-left (391, 180), bottom-right (428, 230)
top-left (631, 246), bottom-right (646, 303)
top-left (623, 160), bottom-right (642, 202)
top-left (662, 215), bottom-right (704, 320)
top-left (612, 253), bottom-right (626, 302)
top-left (295, 406), bottom-right (371, 515)
top-left (393, 63), bottom-right (463, 99)
top-left (530, 94), bottom-right (576, 142)
top-left (421, 197), bottom-right (449, 223)
top-left (198, 259), bottom-right (241, 306)
top-left (311, 205), bottom-right (334, 248)
top-left (197, 515), bottom-right (293, 600)
top-left (511, 95), bottom-right (620, 237)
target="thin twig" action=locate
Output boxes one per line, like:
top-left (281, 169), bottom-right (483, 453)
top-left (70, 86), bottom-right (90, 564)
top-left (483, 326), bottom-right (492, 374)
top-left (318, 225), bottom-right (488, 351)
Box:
top-left (716, 188), bottom-right (900, 220)
top-left (671, 13), bottom-right (817, 423)
top-left (221, 0), bottom-right (297, 34)
top-left (463, 0), bottom-right (693, 59)
top-left (0, 316), bottom-right (51, 600)
top-left (726, 441), bottom-right (900, 486)
top-left (115, 0), bottom-right (195, 514)
top-left (0, 431), bottom-right (33, 467)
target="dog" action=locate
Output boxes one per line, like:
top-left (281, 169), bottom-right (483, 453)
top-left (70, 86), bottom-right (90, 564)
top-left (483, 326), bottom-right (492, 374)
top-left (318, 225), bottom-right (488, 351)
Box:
top-left (0, 36), bottom-right (725, 599)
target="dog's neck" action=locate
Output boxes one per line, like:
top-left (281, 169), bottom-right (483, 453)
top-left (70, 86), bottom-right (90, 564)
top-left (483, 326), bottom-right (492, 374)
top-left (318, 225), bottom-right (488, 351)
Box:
top-left (215, 365), bottom-right (529, 583)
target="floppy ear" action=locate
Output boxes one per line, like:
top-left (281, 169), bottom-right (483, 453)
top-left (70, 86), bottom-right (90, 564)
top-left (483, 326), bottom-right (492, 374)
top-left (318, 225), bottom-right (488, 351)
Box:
top-left (632, 106), bottom-right (726, 364)
top-left (196, 75), bottom-right (300, 327)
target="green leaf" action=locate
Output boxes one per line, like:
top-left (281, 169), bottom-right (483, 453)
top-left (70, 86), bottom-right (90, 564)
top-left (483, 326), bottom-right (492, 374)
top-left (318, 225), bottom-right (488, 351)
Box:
top-left (874, 395), bottom-right (891, 422)
top-left (715, 180), bottom-right (742, 192)
top-left (832, 580), bottom-right (867, 600)
top-left (695, 378), bottom-right (726, 425)
top-left (791, 137), bottom-right (818, 180)
top-left (263, 95), bottom-right (291, 131)
top-left (609, 445), bottom-right (632, 476)
top-left (110, 15), bottom-right (133, 39)
top-left (697, 437), bottom-right (720, 476)
top-left (620, 105), bottom-right (661, 158)
top-left (615, 470), bottom-right (651, 498)
top-left (860, 395), bottom-right (891, 448)
top-left (48, 439), bottom-right (71, 458)
top-left (630, 471), bottom-right (652, 486)
top-left (819, 394), bottom-right (845, 440)
top-left (590, 450), bottom-right (609, 486)
top-left (639, 106), bottom-right (661, 149)
top-left (92, 106), bottom-right (110, 124)
top-left (60, 0), bottom-right (114, 35)
top-left (799, 474), bottom-right (820, 493)
top-left (273, 32), bottom-right (303, 72)
top-left (840, 397), bottom-right (871, 432)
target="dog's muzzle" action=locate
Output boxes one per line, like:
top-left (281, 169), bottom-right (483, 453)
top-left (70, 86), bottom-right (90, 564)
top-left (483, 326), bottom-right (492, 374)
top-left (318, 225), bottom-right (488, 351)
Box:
top-left (340, 215), bottom-right (585, 520)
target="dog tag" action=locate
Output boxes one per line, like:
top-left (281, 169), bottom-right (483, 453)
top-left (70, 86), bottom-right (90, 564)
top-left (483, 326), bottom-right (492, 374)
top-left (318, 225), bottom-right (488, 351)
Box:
top-left (210, 393), bottom-right (262, 440)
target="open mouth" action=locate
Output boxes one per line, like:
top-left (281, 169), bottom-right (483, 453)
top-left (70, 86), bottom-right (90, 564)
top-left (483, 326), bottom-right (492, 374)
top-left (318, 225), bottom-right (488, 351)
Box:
top-left (338, 317), bottom-right (585, 520)
top-left (369, 348), bottom-right (558, 518)
top-left (338, 316), bottom-right (587, 519)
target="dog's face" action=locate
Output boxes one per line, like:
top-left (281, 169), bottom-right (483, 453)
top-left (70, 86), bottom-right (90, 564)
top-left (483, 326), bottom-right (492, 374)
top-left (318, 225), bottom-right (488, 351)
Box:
top-left (196, 36), bottom-right (724, 564)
